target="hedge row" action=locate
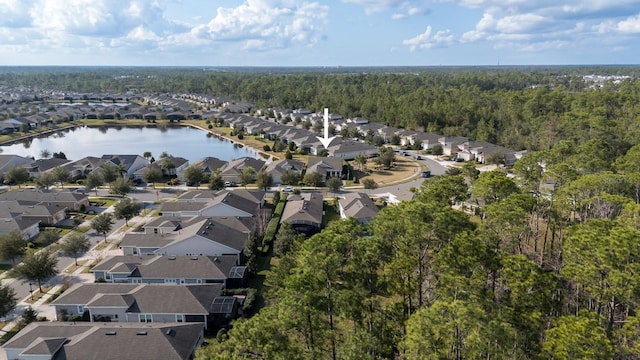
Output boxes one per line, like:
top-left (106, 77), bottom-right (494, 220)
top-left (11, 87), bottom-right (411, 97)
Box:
top-left (262, 197), bottom-right (287, 254)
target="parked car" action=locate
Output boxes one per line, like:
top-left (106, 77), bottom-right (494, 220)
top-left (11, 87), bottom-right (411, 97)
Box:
top-left (421, 170), bottom-right (431, 178)
top-left (281, 186), bottom-right (295, 193)
top-left (224, 181), bottom-right (236, 187)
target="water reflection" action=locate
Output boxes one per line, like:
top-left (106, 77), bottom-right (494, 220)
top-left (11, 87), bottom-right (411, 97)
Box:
top-left (0, 125), bottom-right (264, 163)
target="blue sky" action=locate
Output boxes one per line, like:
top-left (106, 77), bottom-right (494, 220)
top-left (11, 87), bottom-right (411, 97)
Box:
top-left (1, 0), bottom-right (640, 66)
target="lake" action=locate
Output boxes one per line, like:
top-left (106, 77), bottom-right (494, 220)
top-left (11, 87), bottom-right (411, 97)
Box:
top-left (0, 126), bottom-right (269, 163)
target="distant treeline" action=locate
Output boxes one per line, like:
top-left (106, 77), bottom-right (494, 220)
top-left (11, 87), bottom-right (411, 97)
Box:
top-left (3, 66), bottom-right (640, 152)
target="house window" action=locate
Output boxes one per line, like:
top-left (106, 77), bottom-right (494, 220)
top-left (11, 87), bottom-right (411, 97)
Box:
top-left (105, 273), bottom-right (112, 281)
top-left (153, 228), bottom-right (158, 234)
top-left (139, 314), bottom-right (152, 323)
top-left (77, 305), bottom-right (84, 314)
top-left (165, 279), bottom-right (177, 284)
top-left (176, 314), bottom-right (184, 323)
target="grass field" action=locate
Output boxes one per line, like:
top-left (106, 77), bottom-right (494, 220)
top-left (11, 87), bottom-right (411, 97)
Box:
top-left (358, 155), bottom-right (420, 185)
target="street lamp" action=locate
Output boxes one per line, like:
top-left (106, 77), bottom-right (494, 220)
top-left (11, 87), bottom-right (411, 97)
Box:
top-left (28, 282), bottom-right (33, 301)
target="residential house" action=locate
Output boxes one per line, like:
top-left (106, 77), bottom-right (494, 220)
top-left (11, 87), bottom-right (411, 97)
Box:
top-left (0, 208), bottom-right (40, 239)
top-left (457, 140), bottom-right (519, 165)
top-left (264, 159), bottom-right (304, 185)
top-left (167, 111), bottom-right (186, 121)
top-left (91, 254), bottom-right (243, 287)
top-left (438, 136), bottom-right (469, 156)
top-left (373, 190), bottom-right (414, 206)
top-left (219, 157), bottom-right (265, 183)
top-left (119, 216), bottom-right (254, 261)
top-left (338, 192), bottom-right (379, 224)
top-left (134, 156), bottom-right (188, 180)
top-left (100, 155), bottom-right (150, 178)
top-left (62, 156), bottom-right (108, 179)
top-left (0, 154), bottom-right (33, 181)
top-left (0, 118), bottom-right (22, 133)
top-left (1, 200), bottom-right (66, 226)
top-left (327, 141), bottom-right (378, 160)
top-left (280, 193), bottom-right (324, 236)
top-left (306, 157), bottom-right (343, 182)
top-left (410, 132), bottom-right (441, 150)
top-left (289, 134), bottom-right (321, 155)
top-left (1, 322), bottom-right (205, 360)
top-left (161, 190), bottom-right (264, 217)
top-left (188, 157), bottom-right (228, 177)
top-left (0, 189), bottom-right (90, 211)
top-left (23, 158), bottom-right (70, 178)
top-left (399, 130), bottom-right (419, 146)
top-left (51, 283), bottom-right (229, 329)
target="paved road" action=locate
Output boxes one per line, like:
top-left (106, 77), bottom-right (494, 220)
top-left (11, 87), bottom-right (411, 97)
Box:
top-left (368, 152), bottom-right (449, 199)
top-left (0, 200), bottom-right (132, 319)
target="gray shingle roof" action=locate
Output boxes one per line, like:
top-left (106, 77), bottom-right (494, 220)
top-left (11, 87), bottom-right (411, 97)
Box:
top-left (281, 193), bottom-right (324, 226)
top-left (307, 156), bottom-right (343, 174)
top-left (91, 255), bottom-right (237, 281)
top-left (119, 216), bottom-right (253, 253)
top-left (0, 189), bottom-right (88, 204)
top-left (54, 283), bottom-right (224, 315)
top-left (338, 192), bottom-right (379, 223)
top-left (2, 322), bottom-right (204, 360)
top-left (220, 157), bottom-right (265, 176)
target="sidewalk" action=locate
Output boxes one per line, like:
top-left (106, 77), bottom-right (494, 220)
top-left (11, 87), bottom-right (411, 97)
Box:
top-left (0, 207), bottom-right (155, 342)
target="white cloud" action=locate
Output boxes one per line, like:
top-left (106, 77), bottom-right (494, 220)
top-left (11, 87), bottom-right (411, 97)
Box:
top-left (0, 0), bottom-right (34, 27)
top-left (341, 0), bottom-right (409, 14)
top-left (614, 13), bottom-right (640, 33)
top-left (193, 0), bottom-right (328, 49)
top-left (476, 13), bottom-right (496, 31)
top-left (495, 13), bottom-right (547, 33)
top-left (391, 6), bottom-right (428, 20)
top-left (0, 0), bottom-right (330, 58)
top-left (520, 40), bottom-right (569, 52)
top-left (403, 26), bottom-right (454, 51)
top-left (461, 29), bottom-right (485, 42)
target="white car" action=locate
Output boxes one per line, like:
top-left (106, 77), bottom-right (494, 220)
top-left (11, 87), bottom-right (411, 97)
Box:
top-left (281, 186), bottom-right (295, 193)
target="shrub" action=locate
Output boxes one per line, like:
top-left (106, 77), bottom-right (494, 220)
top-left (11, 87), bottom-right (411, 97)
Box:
top-left (243, 288), bottom-right (258, 315)
top-left (263, 145), bottom-right (271, 151)
top-left (262, 194), bottom-right (287, 248)
top-left (67, 314), bottom-right (83, 322)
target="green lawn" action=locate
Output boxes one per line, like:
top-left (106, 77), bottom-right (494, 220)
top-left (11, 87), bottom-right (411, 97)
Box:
top-left (89, 197), bottom-right (117, 208)
top-left (322, 201), bottom-right (342, 227)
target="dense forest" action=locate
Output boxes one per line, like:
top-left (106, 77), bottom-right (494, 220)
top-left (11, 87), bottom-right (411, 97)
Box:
top-left (4, 67), bottom-right (640, 358)
top-left (194, 138), bottom-right (640, 359)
